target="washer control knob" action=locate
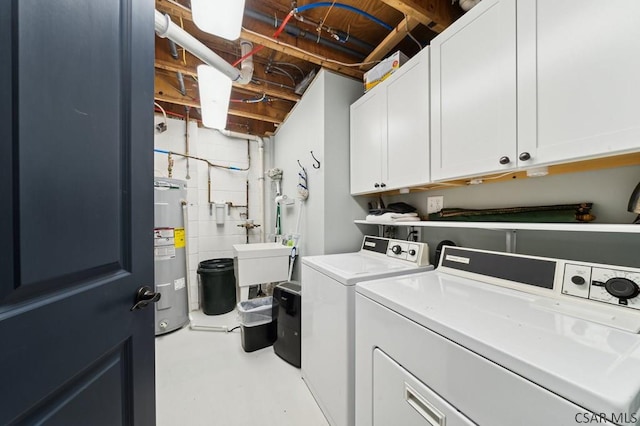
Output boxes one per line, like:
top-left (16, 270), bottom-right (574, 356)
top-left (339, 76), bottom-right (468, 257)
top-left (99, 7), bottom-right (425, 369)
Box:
top-left (391, 245), bottom-right (403, 255)
top-left (408, 249), bottom-right (417, 256)
top-left (571, 275), bottom-right (586, 285)
top-left (605, 278), bottom-right (639, 300)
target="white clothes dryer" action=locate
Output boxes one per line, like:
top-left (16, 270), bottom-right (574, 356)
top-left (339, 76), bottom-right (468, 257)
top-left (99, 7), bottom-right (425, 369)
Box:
top-left (355, 246), bottom-right (640, 426)
top-left (301, 236), bottom-right (432, 426)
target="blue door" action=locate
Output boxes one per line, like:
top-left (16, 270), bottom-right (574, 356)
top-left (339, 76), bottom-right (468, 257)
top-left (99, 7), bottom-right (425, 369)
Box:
top-left (0, 0), bottom-right (156, 423)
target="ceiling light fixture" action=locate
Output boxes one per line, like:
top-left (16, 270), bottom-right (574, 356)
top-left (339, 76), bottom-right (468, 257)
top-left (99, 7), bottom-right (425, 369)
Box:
top-left (197, 65), bottom-right (232, 130)
top-left (191, 0), bottom-right (246, 41)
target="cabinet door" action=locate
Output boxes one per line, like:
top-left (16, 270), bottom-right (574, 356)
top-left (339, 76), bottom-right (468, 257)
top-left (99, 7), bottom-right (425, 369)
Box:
top-left (431, 0), bottom-right (517, 181)
top-left (386, 48), bottom-right (430, 190)
top-left (518, 1), bottom-right (640, 166)
top-left (350, 88), bottom-right (385, 194)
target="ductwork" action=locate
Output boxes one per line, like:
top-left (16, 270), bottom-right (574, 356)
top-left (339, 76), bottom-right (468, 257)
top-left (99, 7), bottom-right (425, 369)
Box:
top-left (154, 10), bottom-right (253, 84)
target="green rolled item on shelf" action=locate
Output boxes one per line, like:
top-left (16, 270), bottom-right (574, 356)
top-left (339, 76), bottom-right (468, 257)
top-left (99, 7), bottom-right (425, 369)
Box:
top-left (427, 203), bottom-right (595, 223)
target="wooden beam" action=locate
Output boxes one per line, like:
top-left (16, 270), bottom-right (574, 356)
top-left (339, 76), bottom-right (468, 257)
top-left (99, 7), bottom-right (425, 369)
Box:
top-left (155, 74), bottom-right (285, 124)
top-left (227, 109), bottom-right (282, 124)
top-left (240, 28), bottom-right (363, 79)
top-left (156, 0), bottom-right (191, 21)
top-left (361, 16), bottom-right (419, 70)
top-left (380, 0), bottom-right (458, 33)
top-left (154, 59), bottom-right (301, 102)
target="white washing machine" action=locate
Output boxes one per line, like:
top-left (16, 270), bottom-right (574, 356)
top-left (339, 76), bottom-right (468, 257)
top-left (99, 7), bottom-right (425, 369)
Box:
top-left (301, 236), bottom-right (432, 426)
top-left (355, 246), bottom-right (640, 426)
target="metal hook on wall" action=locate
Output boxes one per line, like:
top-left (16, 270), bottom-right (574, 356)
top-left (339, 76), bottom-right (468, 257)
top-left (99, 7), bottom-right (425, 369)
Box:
top-left (297, 159), bottom-right (304, 169)
top-left (310, 151), bottom-right (321, 169)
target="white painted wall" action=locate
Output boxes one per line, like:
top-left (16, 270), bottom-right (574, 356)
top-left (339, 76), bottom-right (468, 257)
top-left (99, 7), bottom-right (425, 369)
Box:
top-left (154, 116), bottom-right (270, 309)
top-left (272, 70), bottom-right (368, 280)
top-left (368, 165), bottom-right (640, 267)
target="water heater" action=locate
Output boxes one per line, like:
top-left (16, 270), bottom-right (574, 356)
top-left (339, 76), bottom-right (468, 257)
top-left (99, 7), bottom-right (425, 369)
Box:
top-left (154, 178), bottom-right (189, 335)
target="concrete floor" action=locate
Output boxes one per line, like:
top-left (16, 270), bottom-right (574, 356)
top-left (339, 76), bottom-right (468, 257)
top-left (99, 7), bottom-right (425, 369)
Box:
top-left (155, 310), bottom-right (329, 426)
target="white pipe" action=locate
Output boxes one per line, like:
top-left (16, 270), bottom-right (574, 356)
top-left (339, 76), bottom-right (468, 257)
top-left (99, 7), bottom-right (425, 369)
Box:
top-left (237, 41), bottom-right (254, 85)
top-left (217, 130), bottom-right (266, 242)
top-left (181, 202), bottom-right (194, 313)
top-left (258, 139), bottom-right (265, 242)
top-left (154, 10), bottom-right (253, 84)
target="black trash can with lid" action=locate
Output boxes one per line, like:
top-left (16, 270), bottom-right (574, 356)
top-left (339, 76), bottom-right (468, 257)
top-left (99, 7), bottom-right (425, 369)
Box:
top-left (197, 258), bottom-right (236, 315)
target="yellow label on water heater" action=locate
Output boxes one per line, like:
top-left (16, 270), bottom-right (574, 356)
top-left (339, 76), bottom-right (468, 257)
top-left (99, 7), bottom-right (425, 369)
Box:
top-left (174, 228), bottom-right (185, 248)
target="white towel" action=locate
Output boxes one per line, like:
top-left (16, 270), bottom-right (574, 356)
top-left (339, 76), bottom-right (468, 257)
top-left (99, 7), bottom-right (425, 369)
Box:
top-left (366, 212), bottom-right (421, 222)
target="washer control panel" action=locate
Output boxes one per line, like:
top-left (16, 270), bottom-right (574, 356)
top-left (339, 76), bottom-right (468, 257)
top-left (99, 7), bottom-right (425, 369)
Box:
top-left (361, 236), bottom-right (430, 266)
top-left (386, 239), bottom-right (430, 267)
top-left (562, 264), bottom-right (640, 310)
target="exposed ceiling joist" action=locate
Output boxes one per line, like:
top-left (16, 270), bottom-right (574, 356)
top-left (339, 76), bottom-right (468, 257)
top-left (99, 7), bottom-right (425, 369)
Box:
top-left (239, 28), bottom-right (363, 79)
top-left (154, 0), bottom-right (454, 136)
top-left (156, 0), bottom-right (364, 79)
top-left (227, 109), bottom-right (282, 124)
top-left (361, 16), bottom-right (419, 70)
top-left (154, 59), bottom-right (301, 102)
top-left (155, 74), bottom-right (286, 124)
top-left (380, 0), bottom-right (458, 33)
top-left (156, 0), bottom-right (190, 20)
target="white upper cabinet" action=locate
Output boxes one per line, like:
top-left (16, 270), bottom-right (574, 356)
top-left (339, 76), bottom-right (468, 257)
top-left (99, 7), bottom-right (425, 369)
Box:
top-left (350, 88), bottom-right (385, 194)
top-left (350, 47), bottom-right (430, 195)
top-left (431, 0), bottom-right (640, 182)
top-left (386, 50), bottom-right (430, 190)
top-left (431, 0), bottom-right (517, 181)
top-left (517, 0), bottom-right (640, 166)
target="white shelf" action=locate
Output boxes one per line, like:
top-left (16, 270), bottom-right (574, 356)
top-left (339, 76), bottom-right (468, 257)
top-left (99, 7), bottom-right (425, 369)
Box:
top-left (354, 220), bottom-right (640, 233)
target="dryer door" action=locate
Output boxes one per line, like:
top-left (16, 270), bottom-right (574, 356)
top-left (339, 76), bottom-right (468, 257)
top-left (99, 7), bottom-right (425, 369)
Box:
top-left (373, 348), bottom-right (476, 426)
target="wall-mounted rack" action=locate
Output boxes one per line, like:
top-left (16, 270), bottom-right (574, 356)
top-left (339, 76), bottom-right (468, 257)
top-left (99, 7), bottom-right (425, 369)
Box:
top-left (354, 220), bottom-right (640, 253)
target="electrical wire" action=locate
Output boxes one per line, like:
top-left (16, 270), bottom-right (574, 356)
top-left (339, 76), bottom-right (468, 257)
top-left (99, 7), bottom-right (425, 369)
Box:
top-left (269, 66), bottom-right (297, 85)
top-left (274, 62), bottom-right (305, 79)
top-left (232, 2), bottom-right (393, 67)
top-left (179, 17), bottom-right (187, 65)
top-left (242, 28), bottom-right (380, 67)
top-left (317, 0), bottom-right (338, 32)
top-left (251, 76), bottom-right (296, 91)
top-left (154, 102), bottom-right (167, 122)
top-left (405, 15), bottom-right (423, 51)
top-left (230, 94), bottom-right (278, 104)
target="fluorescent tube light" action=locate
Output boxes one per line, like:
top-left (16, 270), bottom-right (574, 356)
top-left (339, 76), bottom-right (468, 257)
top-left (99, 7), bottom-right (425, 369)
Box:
top-left (191, 0), bottom-right (246, 41)
top-left (197, 65), bottom-right (232, 130)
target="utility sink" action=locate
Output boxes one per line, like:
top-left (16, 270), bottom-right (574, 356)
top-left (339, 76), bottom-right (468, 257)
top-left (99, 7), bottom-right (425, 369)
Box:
top-left (233, 243), bottom-right (292, 301)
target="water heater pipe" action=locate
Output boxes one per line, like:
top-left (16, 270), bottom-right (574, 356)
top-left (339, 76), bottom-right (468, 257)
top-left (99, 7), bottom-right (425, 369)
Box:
top-left (154, 10), bottom-right (253, 84)
top-left (217, 129), bottom-right (266, 243)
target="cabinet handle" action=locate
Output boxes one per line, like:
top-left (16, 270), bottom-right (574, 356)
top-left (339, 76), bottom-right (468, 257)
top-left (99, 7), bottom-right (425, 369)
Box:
top-left (519, 152), bottom-right (531, 161)
top-left (374, 183), bottom-right (380, 188)
top-left (380, 183), bottom-right (386, 188)
top-left (405, 383), bottom-right (445, 426)
top-left (499, 156), bottom-right (511, 165)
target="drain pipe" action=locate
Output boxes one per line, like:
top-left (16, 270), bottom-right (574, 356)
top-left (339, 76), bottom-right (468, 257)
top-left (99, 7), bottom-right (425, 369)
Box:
top-left (155, 10), bottom-right (253, 84)
top-left (218, 129), bottom-right (266, 243)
